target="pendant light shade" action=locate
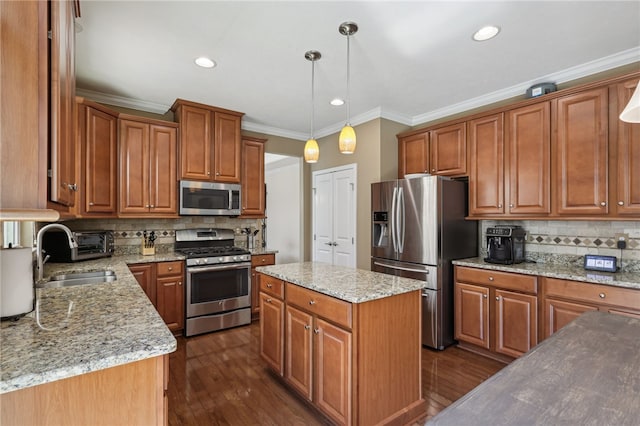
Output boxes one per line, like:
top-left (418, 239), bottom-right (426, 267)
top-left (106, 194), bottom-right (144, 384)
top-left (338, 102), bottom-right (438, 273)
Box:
top-left (620, 81), bottom-right (640, 123)
top-left (339, 22), bottom-right (358, 155)
top-left (304, 50), bottom-right (321, 163)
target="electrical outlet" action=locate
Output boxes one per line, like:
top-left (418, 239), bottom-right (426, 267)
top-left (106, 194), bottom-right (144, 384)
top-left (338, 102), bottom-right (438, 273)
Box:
top-left (615, 233), bottom-right (629, 250)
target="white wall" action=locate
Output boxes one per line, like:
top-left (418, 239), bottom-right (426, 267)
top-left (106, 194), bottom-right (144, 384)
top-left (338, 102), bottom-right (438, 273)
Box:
top-left (265, 156), bottom-right (303, 264)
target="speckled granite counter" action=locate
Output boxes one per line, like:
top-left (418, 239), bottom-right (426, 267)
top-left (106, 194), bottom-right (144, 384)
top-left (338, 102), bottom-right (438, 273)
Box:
top-left (0, 254), bottom-right (182, 394)
top-left (256, 261), bottom-right (425, 303)
top-left (453, 257), bottom-right (640, 290)
top-left (426, 311), bottom-right (640, 425)
top-left (249, 248), bottom-right (278, 256)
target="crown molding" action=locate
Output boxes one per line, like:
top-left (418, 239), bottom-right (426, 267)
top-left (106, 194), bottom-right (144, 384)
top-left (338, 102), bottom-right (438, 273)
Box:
top-left (241, 121), bottom-right (308, 141)
top-left (75, 88), bottom-right (171, 114)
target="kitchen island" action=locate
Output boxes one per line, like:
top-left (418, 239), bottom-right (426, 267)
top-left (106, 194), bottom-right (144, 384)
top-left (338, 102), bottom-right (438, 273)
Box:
top-left (0, 255), bottom-right (178, 425)
top-left (256, 262), bottom-right (426, 426)
top-left (427, 311), bottom-right (640, 425)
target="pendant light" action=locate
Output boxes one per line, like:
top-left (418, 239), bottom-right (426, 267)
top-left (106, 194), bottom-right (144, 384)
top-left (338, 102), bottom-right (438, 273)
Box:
top-left (304, 50), bottom-right (321, 163)
top-left (620, 81), bottom-right (640, 123)
top-left (338, 21), bottom-right (358, 154)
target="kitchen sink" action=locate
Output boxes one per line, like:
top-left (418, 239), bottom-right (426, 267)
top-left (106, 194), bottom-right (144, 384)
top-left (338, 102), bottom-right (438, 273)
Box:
top-left (37, 270), bottom-right (117, 288)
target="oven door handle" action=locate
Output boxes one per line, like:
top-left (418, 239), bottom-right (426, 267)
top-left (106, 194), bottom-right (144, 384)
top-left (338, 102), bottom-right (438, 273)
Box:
top-left (187, 262), bottom-right (251, 272)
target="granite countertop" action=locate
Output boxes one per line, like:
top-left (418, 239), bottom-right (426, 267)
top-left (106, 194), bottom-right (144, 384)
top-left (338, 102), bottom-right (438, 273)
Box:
top-left (0, 254), bottom-right (181, 394)
top-left (256, 261), bottom-right (425, 303)
top-left (426, 311), bottom-right (640, 425)
top-left (249, 248), bottom-right (278, 256)
top-left (453, 257), bottom-right (640, 290)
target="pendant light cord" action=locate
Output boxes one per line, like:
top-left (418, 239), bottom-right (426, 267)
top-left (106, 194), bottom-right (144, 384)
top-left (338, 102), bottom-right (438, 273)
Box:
top-left (310, 58), bottom-right (315, 138)
top-left (346, 33), bottom-right (351, 125)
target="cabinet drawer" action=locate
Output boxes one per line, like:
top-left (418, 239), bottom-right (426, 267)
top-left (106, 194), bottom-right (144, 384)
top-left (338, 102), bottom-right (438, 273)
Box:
top-left (456, 266), bottom-right (537, 294)
top-left (286, 284), bottom-right (352, 330)
top-left (543, 277), bottom-right (640, 310)
top-left (252, 253), bottom-right (275, 267)
top-left (157, 261), bottom-right (183, 277)
top-left (260, 274), bottom-right (284, 299)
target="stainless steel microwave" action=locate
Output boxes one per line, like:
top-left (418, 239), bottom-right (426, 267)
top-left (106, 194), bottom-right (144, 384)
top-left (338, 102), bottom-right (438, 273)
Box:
top-left (179, 180), bottom-right (241, 216)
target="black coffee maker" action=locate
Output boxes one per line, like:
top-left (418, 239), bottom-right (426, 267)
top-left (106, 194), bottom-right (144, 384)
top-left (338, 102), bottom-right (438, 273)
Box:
top-left (484, 225), bottom-right (526, 264)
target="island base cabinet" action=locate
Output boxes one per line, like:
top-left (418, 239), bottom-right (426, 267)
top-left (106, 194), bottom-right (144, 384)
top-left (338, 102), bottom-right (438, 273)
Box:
top-left (0, 355), bottom-right (167, 426)
top-left (260, 292), bottom-right (284, 376)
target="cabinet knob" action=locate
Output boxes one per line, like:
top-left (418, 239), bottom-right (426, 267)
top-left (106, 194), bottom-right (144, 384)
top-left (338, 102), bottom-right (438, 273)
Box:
top-left (599, 293), bottom-right (606, 299)
top-left (509, 204), bottom-right (514, 208)
top-left (304, 325), bottom-right (311, 330)
top-left (168, 267), bottom-right (173, 271)
top-left (488, 277), bottom-right (494, 281)
top-left (178, 281), bottom-right (182, 286)
top-left (600, 202), bottom-right (607, 207)
top-left (483, 294), bottom-right (487, 299)
top-left (309, 300), bottom-right (316, 305)
top-left (89, 202), bottom-right (94, 206)
top-left (431, 169), bottom-right (436, 173)
top-left (262, 259), bottom-right (267, 262)
top-left (498, 204), bottom-right (503, 208)
top-left (216, 172), bottom-right (220, 176)
top-left (207, 171), bottom-right (211, 175)
top-left (496, 296), bottom-right (500, 301)
top-left (267, 283), bottom-right (272, 288)
top-left (618, 201), bottom-right (624, 206)
top-left (145, 205), bottom-right (150, 208)
top-left (313, 328), bottom-right (320, 334)
top-left (150, 205), bottom-right (155, 208)
top-left (266, 298), bottom-right (272, 303)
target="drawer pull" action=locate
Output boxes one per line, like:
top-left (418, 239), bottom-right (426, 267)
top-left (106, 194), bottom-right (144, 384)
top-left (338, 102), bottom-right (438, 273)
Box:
top-left (599, 293), bottom-right (606, 299)
top-left (488, 277), bottom-right (494, 281)
top-left (618, 201), bottom-right (624, 206)
top-left (314, 328), bottom-right (320, 334)
top-left (266, 298), bottom-right (272, 303)
top-left (309, 300), bottom-right (316, 305)
top-left (483, 294), bottom-right (488, 299)
top-left (600, 202), bottom-right (606, 207)
top-left (304, 325), bottom-right (311, 330)
top-left (267, 283), bottom-right (273, 288)
top-left (496, 296), bottom-right (500, 301)
top-left (178, 281), bottom-right (182, 286)
top-left (168, 267), bottom-right (173, 271)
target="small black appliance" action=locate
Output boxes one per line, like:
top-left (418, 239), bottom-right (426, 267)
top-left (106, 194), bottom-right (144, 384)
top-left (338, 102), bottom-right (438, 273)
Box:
top-left (484, 225), bottom-right (526, 264)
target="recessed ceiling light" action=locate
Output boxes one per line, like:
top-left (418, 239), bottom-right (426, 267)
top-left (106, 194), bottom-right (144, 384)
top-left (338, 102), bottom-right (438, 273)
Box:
top-left (473, 25), bottom-right (500, 42)
top-left (195, 57), bottom-right (216, 68)
top-left (331, 98), bottom-right (345, 106)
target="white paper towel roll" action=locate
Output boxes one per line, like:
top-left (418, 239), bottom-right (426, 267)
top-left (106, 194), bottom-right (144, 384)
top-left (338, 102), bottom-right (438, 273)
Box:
top-left (1, 247), bottom-right (34, 318)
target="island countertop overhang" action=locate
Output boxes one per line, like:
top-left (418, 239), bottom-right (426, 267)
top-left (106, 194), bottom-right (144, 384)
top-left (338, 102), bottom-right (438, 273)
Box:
top-left (256, 261), bottom-right (425, 303)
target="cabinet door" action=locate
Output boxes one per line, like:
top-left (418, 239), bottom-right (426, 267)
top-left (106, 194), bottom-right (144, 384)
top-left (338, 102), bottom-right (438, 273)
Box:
top-left (285, 305), bottom-right (313, 401)
top-left (613, 78), bottom-right (640, 215)
top-left (554, 88), bottom-right (609, 215)
top-left (178, 105), bottom-right (211, 180)
top-left (260, 292), bottom-right (284, 376)
top-left (129, 263), bottom-right (156, 305)
top-left (494, 290), bottom-right (538, 358)
top-left (314, 318), bottom-right (352, 426)
top-left (250, 268), bottom-right (260, 318)
top-left (83, 106), bottom-right (117, 214)
top-left (544, 298), bottom-right (598, 338)
top-left (506, 102), bottom-right (551, 214)
top-left (156, 275), bottom-right (184, 334)
top-left (149, 125), bottom-right (177, 214)
top-left (468, 113), bottom-right (504, 215)
top-left (430, 123), bottom-right (466, 176)
top-left (49, 0), bottom-right (77, 206)
top-left (213, 112), bottom-right (242, 183)
top-left (454, 282), bottom-right (490, 349)
top-left (119, 120), bottom-right (150, 214)
top-left (241, 138), bottom-right (266, 217)
top-left (398, 132), bottom-right (429, 178)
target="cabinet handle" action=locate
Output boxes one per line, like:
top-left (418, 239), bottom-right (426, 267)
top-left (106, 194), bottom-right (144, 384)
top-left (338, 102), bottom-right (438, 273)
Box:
top-left (309, 300), bottom-right (316, 305)
top-left (216, 172), bottom-right (220, 176)
top-left (304, 325), bottom-right (311, 330)
top-left (599, 293), bottom-right (606, 299)
top-left (262, 259), bottom-right (267, 262)
top-left (509, 204), bottom-right (514, 208)
top-left (313, 328), bottom-right (320, 334)
top-left (178, 281), bottom-right (182, 286)
top-left (498, 204), bottom-right (502, 208)
top-left (207, 171), bottom-right (211, 176)
top-left (150, 205), bottom-right (155, 208)
top-left (145, 205), bottom-right (150, 208)
top-left (431, 169), bottom-right (436, 173)
top-left (618, 201), bottom-right (624, 206)
top-left (488, 277), bottom-right (494, 281)
top-left (483, 294), bottom-right (487, 299)
top-left (266, 298), bottom-right (272, 303)
top-left (168, 267), bottom-right (173, 271)
top-left (600, 202), bottom-right (606, 207)
top-left (496, 296), bottom-right (501, 301)
top-left (89, 202), bottom-right (94, 206)
top-left (266, 283), bottom-right (272, 288)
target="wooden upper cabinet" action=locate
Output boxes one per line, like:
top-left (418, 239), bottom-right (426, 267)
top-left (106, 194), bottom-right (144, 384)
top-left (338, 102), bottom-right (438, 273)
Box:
top-left (430, 122), bottom-right (467, 176)
top-left (49, 0), bottom-right (78, 207)
top-left (77, 99), bottom-right (118, 216)
top-left (171, 99), bottom-right (243, 183)
top-left (118, 116), bottom-right (178, 217)
top-left (468, 113), bottom-right (505, 215)
top-left (398, 132), bottom-right (429, 178)
top-left (553, 87), bottom-right (609, 215)
top-left (612, 78), bottom-right (640, 216)
top-left (241, 137), bottom-right (267, 217)
top-left (505, 102), bottom-right (551, 215)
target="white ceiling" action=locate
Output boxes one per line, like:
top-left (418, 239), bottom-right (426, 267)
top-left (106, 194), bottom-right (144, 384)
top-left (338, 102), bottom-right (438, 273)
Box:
top-left (75, 1), bottom-right (640, 141)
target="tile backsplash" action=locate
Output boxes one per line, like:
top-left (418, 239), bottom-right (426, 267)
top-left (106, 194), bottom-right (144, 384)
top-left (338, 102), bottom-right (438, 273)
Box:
top-left (62, 217), bottom-right (264, 255)
top-left (480, 220), bottom-right (640, 271)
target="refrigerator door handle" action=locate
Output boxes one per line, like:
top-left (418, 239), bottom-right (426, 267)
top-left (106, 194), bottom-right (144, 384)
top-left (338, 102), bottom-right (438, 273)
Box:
top-left (397, 187), bottom-right (405, 253)
top-left (391, 186), bottom-right (398, 253)
top-left (373, 261), bottom-right (430, 275)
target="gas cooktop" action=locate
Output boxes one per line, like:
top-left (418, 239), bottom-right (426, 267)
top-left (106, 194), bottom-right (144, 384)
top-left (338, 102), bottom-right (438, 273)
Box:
top-left (174, 228), bottom-right (251, 266)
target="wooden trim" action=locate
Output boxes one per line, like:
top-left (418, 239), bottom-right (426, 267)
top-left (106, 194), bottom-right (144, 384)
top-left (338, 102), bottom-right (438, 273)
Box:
top-left (118, 112), bottom-right (179, 128)
top-left (169, 98), bottom-right (244, 117)
top-left (76, 96), bottom-right (119, 117)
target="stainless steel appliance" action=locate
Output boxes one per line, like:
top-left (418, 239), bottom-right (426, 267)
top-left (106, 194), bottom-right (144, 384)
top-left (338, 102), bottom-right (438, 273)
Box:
top-left (175, 228), bottom-right (251, 336)
top-left (371, 176), bottom-right (477, 349)
top-left (179, 180), bottom-right (241, 216)
top-left (41, 230), bottom-right (113, 262)
top-left (484, 225), bottom-right (526, 264)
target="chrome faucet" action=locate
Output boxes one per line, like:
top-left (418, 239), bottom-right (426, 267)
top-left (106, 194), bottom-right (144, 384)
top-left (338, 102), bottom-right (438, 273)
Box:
top-left (35, 224), bottom-right (77, 283)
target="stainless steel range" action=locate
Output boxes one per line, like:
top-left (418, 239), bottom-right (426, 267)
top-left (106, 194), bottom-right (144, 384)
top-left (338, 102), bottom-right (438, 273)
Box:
top-left (175, 228), bottom-right (251, 337)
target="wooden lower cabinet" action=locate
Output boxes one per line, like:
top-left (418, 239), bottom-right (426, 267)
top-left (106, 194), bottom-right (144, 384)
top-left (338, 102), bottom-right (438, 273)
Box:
top-left (129, 261), bottom-right (184, 335)
top-left (454, 266), bottom-right (538, 359)
top-left (542, 277), bottom-right (640, 338)
top-left (251, 253), bottom-right (276, 320)
top-left (259, 273), bottom-right (424, 426)
top-left (0, 355), bottom-right (168, 426)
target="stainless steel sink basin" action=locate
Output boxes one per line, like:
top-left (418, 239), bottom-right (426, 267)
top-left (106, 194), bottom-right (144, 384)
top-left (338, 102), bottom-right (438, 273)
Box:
top-left (37, 270), bottom-right (117, 288)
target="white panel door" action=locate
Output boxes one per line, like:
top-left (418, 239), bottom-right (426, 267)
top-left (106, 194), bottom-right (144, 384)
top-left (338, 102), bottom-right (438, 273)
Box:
top-left (312, 165), bottom-right (356, 267)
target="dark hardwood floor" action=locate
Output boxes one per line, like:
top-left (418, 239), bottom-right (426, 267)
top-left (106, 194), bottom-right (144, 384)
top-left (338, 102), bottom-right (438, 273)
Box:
top-left (168, 322), bottom-right (504, 425)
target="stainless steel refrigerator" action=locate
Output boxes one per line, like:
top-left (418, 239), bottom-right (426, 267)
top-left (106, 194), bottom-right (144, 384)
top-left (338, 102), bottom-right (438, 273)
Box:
top-left (371, 176), bottom-right (477, 349)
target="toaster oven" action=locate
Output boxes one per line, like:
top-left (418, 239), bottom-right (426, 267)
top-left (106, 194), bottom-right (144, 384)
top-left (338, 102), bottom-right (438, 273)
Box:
top-left (42, 230), bottom-right (114, 262)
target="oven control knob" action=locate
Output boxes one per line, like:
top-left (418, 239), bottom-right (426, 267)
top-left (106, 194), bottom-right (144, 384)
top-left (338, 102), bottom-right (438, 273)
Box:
top-left (202, 258), bottom-right (208, 264)
top-left (219, 257), bottom-right (224, 262)
top-left (195, 259), bottom-right (201, 265)
top-left (233, 256), bottom-right (239, 261)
